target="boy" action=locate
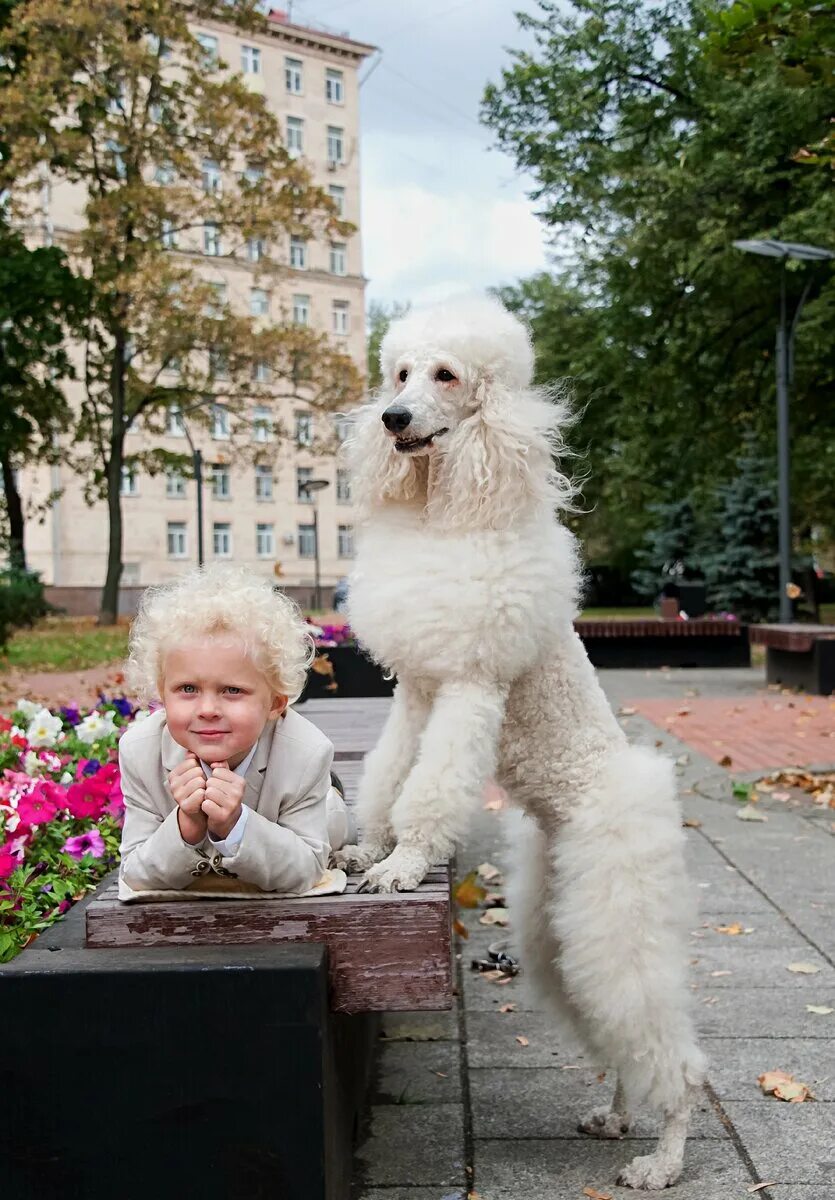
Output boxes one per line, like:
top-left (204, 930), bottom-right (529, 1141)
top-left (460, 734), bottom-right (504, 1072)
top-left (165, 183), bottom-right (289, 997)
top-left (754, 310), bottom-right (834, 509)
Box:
top-left (118, 564), bottom-right (347, 896)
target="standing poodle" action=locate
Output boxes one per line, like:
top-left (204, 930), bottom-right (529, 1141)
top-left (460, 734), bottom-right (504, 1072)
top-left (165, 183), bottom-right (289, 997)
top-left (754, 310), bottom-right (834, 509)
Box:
top-left (334, 295), bottom-right (705, 1190)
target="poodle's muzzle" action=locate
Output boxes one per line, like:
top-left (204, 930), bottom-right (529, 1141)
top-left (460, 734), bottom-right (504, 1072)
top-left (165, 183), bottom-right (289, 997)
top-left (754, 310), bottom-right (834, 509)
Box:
top-left (381, 404), bottom-right (448, 454)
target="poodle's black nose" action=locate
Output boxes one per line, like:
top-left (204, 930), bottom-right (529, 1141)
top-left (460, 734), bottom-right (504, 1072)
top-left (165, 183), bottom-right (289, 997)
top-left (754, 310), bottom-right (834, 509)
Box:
top-left (382, 405), bottom-right (412, 433)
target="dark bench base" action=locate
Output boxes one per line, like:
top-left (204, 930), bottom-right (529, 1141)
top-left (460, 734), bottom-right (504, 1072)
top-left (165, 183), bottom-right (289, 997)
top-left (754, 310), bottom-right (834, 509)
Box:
top-left (0, 941), bottom-right (376, 1200)
top-left (765, 642), bottom-right (835, 696)
top-left (581, 633), bottom-right (751, 670)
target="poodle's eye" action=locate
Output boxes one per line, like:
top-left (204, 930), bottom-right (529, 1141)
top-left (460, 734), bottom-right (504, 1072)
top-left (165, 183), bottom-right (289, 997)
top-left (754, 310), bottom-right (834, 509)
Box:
top-left (435, 368), bottom-right (456, 383)
top-left (398, 368), bottom-right (408, 383)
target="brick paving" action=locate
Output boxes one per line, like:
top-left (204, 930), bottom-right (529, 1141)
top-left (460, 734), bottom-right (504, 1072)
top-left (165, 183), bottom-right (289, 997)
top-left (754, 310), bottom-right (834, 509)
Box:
top-left (631, 691), bottom-right (835, 771)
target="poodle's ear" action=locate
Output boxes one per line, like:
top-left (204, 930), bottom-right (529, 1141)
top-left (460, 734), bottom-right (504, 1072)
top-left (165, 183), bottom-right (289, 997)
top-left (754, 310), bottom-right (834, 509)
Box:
top-left (343, 397), bottom-right (428, 512)
top-left (428, 375), bottom-right (573, 529)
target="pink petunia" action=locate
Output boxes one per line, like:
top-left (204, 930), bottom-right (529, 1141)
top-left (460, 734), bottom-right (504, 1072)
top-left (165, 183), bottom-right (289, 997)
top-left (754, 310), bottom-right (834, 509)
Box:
top-left (62, 829), bottom-right (106, 860)
top-left (0, 845), bottom-right (21, 881)
top-left (16, 786), bottom-right (59, 828)
top-left (65, 779), bottom-right (108, 821)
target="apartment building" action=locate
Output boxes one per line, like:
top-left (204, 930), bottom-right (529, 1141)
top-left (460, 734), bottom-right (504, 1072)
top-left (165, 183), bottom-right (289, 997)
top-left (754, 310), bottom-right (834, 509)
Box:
top-left (20, 9), bottom-right (375, 611)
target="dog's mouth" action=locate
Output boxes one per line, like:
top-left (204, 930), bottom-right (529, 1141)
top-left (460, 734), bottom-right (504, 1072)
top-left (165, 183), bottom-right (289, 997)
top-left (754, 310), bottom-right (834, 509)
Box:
top-left (393, 427), bottom-right (448, 454)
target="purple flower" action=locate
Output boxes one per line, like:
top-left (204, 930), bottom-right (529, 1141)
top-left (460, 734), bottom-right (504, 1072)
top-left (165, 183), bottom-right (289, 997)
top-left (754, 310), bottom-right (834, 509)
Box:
top-left (62, 830), bottom-right (106, 860)
top-left (82, 759), bottom-right (101, 777)
top-left (112, 697), bottom-right (134, 718)
top-left (60, 705), bottom-right (81, 726)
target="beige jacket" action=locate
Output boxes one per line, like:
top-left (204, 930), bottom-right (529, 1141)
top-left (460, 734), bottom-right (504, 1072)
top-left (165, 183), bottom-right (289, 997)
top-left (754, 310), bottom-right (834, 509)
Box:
top-left (118, 707), bottom-right (335, 896)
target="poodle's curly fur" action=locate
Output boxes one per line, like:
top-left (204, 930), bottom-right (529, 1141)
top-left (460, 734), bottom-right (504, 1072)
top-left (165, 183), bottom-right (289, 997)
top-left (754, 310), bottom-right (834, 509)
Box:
top-left (335, 294), bottom-right (705, 1190)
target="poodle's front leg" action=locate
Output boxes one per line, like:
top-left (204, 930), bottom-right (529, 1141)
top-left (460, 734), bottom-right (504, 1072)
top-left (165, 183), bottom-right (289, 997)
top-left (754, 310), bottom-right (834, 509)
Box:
top-left (359, 679), bottom-right (507, 893)
top-left (333, 678), bottom-right (433, 874)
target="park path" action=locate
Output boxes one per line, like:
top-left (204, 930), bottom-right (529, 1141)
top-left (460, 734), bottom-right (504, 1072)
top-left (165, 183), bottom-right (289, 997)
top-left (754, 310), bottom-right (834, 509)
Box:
top-left (352, 667), bottom-right (835, 1200)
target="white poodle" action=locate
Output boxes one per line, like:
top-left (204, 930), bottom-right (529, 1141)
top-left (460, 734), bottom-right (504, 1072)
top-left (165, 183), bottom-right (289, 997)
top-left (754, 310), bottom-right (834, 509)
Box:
top-left (335, 295), bottom-right (705, 1190)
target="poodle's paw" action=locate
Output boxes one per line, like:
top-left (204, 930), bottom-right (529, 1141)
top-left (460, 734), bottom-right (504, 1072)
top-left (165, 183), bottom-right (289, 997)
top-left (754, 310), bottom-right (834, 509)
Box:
top-left (357, 845), bottom-right (430, 893)
top-left (578, 1105), bottom-right (630, 1139)
top-left (332, 842), bottom-right (387, 874)
top-left (617, 1150), bottom-right (683, 1191)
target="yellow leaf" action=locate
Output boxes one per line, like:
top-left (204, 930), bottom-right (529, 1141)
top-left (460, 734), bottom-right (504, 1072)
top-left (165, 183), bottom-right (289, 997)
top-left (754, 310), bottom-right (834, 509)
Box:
top-left (498, 1003), bottom-right (516, 1013)
top-left (806, 1005), bottom-right (834, 1015)
top-left (476, 861), bottom-right (504, 884)
top-left (452, 918), bottom-right (469, 940)
top-left (478, 908), bottom-right (509, 926)
top-left (454, 871), bottom-right (487, 909)
top-left (747, 1184), bottom-right (778, 1194)
top-left (715, 923), bottom-right (745, 935)
top-left (787, 962), bottom-right (820, 974)
top-left (583, 1188), bottom-right (614, 1200)
top-left (515, 1035), bottom-right (529, 1047)
top-left (758, 1070), bottom-right (812, 1102)
top-left (682, 817), bottom-right (702, 828)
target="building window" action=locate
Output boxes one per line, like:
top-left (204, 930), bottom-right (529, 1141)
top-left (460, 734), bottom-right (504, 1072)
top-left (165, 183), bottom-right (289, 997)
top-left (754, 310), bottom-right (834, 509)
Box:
top-left (202, 158), bottom-right (221, 194)
top-left (295, 412), bottom-right (313, 446)
top-left (338, 524), bottom-right (354, 558)
top-left (285, 56), bottom-right (303, 93)
top-left (292, 293), bottom-right (309, 325)
top-left (166, 469), bottom-right (186, 498)
top-left (325, 68), bottom-right (344, 104)
top-left (243, 162), bottom-right (264, 187)
top-left (336, 468), bottom-right (352, 504)
top-left (332, 300), bottom-right (349, 336)
top-left (250, 287), bottom-right (269, 317)
top-left (161, 219), bottom-right (178, 249)
top-left (298, 523), bottom-right (315, 557)
top-left (155, 161), bottom-right (175, 185)
top-left (252, 359), bottom-right (270, 383)
top-left (328, 184), bottom-right (345, 216)
top-left (212, 404), bottom-right (230, 439)
top-left (167, 405), bottom-right (185, 437)
top-left (255, 464), bottom-right (273, 501)
top-left (247, 237), bottom-right (264, 262)
top-left (241, 45), bottom-right (261, 74)
top-left (196, 32), bottom-right (218, 67)
top-left (211, 463), bottom-right (231, 499)
top-left (256, 522), bottom-right (274, 558)
top-left (203, 223), bottom-right (221, 256)
top-left (289, 237), bottom-right (306, 269)
top-left (327, 126), bottom-right (344, 166)
top-left (296, 466), bottom-right (313, 502)
top-left (120, 465), bottom-right (139, 496)
top-left (106, 139), bottom-right (127, 179)
top-left (206, 281), bottom-right (227, 317)
top-left (209, 347), bottom-right (228, 379)
top-left (333, 414), bottom-right (352, 443)
top-left (253, 406), bottom-right (272, 443)
top-left (286, 116), bottom-right (304, 157)
top-left (213, 522), bottom-right (232, 558)
top-left (329, 243), bottom-right (347, 276)
top-left (167, 521), bottom-right (187, 558)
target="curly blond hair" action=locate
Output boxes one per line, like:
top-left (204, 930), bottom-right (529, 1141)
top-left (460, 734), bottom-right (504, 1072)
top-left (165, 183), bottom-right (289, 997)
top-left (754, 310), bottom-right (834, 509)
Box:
top-left (125, 564), bottom-right (315, 704)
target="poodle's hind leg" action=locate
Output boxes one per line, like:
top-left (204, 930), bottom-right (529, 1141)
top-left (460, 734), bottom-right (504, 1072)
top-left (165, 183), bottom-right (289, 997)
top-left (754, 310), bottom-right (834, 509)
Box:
top-left (617, 1090), bottom-right (694, 1191)
top-left (578, 1075), bottom-right (631, 1140)
top-left (332, 678), bottom-right (433, 874)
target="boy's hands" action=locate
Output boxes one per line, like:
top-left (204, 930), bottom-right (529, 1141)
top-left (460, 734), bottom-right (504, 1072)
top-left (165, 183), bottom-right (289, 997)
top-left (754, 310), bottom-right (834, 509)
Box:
top-left (169, 754), bottom-right (208, 845)
top-left (201, 762), bottom-right (246, 841)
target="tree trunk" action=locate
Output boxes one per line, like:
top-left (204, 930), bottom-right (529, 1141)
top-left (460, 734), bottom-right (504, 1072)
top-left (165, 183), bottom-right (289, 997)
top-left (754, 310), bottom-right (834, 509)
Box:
top-left (98, 335), bottom-right (126, 626)
top-left (1, 452), bottom-right (27, 571)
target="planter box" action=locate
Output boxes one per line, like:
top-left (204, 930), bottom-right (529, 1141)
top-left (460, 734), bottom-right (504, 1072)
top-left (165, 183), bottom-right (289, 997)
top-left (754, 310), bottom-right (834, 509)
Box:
top-left (299, 644), bottom-right (395, 702)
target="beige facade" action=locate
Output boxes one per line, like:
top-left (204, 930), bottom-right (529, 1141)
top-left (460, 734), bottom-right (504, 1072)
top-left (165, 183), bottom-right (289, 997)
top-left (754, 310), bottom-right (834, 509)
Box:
top-left (20, 11), bottom-right (375, 610)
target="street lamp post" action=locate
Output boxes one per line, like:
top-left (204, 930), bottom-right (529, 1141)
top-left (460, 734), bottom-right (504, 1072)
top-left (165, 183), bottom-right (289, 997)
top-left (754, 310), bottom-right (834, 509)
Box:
top-left (300, 478), bottom-right (330, 610)
top-left (179, 416), bottom-right (205, 567)
top-left (732, 238), bottom-right (834, 622)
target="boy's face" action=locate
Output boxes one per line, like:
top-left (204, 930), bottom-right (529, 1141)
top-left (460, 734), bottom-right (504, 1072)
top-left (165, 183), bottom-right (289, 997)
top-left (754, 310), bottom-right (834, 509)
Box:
top-left (160, 637), bottom-right (287, 769)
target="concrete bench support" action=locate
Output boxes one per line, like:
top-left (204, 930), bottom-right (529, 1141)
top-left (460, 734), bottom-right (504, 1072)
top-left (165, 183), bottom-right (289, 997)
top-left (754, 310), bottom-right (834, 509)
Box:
top-left (749, 624), bottom-right (835, 695)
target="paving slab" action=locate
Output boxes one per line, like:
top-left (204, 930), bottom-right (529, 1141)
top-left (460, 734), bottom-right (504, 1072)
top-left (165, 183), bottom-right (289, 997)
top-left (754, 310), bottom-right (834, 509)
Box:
top-left (357, 1191), bottom-right (465, 1200)
top-left (380, 1011), bottom-right (459, 1042)
top-left (473, 1137), bottom-right (753, 1199)
top-left (373, 1041), bottom-right (462, 1104)
top-left (355, 1104), bottom-right (466, 1188)
top-left (720, 1102), bottom-right (835, 1185)
top-left (687, 942), bottom-right (834, 988)
top-left (703, 1037), bottom-right (835, 1102)
top-left (696, 987), bottom-right (835, 1039)
top-left (466, 1010), bottom-right (585, 1069)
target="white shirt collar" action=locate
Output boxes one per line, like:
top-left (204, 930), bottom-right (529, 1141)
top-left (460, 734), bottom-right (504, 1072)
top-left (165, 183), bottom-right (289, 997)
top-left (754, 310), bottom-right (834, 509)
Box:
top-left (199, 742), bottom-right (258, 779)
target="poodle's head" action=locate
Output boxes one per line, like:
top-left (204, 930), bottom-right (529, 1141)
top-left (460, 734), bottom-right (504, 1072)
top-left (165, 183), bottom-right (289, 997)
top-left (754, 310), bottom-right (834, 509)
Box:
top-left (347, 294), bottom-right (574, 529)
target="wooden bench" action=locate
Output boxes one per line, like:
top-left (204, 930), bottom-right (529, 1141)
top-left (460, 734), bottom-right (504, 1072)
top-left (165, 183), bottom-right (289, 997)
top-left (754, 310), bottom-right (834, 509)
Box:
top-left (1, 697), bottom-right (452, 1200)
top-left (575, 617), bottom-right (751, 669)
top-left (749, 623), bottom-right (835, 695)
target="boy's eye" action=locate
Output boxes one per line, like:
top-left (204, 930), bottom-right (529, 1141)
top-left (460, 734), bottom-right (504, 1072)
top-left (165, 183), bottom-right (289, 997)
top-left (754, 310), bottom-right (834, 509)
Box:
top-left (225, 686), bottom-right (242, 695)
top-left (180, 684), bottom-right (197, 694)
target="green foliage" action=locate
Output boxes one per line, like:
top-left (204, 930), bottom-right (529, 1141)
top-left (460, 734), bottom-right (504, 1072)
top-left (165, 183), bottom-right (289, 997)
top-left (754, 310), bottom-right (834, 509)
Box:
top-left (0, 569), bottom-right (50, 649)
top-left (701, 434), bottom-right (781, 620)
top-left (0, 615), bottom-right (128, 673)
top-left (631, 500), bottom-right (702, 599)
top-left (366, 300), bottom-right (410, 393)
top-left (483, 1), bottom-right (835, 566)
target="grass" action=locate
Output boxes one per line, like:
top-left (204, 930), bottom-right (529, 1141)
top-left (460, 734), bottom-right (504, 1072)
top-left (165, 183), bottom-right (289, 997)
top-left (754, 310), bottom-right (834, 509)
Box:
top-left (0, 616), bottom-right (130, 674)
top-left (579, 606), bottom-right (656, 619)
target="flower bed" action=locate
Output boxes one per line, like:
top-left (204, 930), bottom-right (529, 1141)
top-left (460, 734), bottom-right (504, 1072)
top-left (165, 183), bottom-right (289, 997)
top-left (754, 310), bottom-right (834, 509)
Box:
top-left (0, 695), bottom-right (143, 962)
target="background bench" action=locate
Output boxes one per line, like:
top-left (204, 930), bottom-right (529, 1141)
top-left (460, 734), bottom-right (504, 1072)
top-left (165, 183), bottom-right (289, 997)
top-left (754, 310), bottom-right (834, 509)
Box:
top-left (749, 623), bottom-right (835, 695)
top-left (576, 616), bottom-right (750, 669)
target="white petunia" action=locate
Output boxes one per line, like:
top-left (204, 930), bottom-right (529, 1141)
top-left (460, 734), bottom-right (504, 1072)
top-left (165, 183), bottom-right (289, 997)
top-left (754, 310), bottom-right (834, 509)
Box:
top-left (26, 708), bottom-right (64, 748)
top-left (76, 709), bottom-right (118, 745)
top-left (60, 771), bottom-right (74, 784)
top-left (23, 750), bottom-right (42, 776)
top-left (15, 698), bottom-right (41, 720)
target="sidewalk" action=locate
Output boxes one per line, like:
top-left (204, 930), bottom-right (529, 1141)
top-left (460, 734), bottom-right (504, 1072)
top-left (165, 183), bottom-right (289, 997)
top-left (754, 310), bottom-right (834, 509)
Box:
top-left (352, 667), bottom-right (835, 1200)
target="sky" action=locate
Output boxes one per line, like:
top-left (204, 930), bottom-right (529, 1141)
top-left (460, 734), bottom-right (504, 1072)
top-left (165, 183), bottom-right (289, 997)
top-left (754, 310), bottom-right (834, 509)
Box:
top-left (286, 0), bottom-right (550, 307)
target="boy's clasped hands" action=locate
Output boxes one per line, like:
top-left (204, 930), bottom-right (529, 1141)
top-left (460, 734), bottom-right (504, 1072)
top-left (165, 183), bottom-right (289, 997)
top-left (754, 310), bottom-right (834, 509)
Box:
top-left (169, 756), bottom-right (245, 845)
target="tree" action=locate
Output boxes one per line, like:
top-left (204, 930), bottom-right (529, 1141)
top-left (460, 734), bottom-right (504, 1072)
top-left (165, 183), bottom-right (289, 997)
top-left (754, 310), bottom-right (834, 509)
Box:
top-left (366, 299), bottom-right (410, 392)
top-left (701, 434), bottom-right (780, 621)
top-left (1, 0), bottom-right (363, 623)
top-left (482, 1), bottom-right (835, 568)
top-left (631, 499), bottom-right (701, 600)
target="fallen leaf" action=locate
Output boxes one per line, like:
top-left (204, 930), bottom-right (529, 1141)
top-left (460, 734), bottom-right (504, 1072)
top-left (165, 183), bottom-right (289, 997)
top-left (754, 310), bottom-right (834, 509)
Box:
top-left (747, 1184), bottom-right (778, 1194)
top-left (675, 754), bottom-right (690, 766)
top-left (483, 891), bottom-right (506, 907)
top-left (805, 1005), bottom-right (834, 1015)
top-left (715, 923), bottom-right (745, 935)
top-left (596, 1071), bottom-right (607, 1083)
top-left (737, 805), bottom-right (768, 822)
top-left (453, 918), bottom-right (469, 940)
top-left (786, 962), bottom-right (820, 974)
top-left (758, 1069), bottom-right (812, 1102)
top-left (454, 871), bottom-right (487, 909)
top-left (583, 1189), bottom-right (613, 1200)
top-left (434, 1071), bottom-right (448, 1078)
top-left (682, 817), bottom-right (702, 828)
top-left (479, 908), bottom-right (510, 926)
top-left (515, 1035), bottom-right (529, 1047)
top-left (710, 970), bottom-right (732, 977)
top-left (719, 754), bottom-right (733, 767)
top-left (772, 791), bottom-right (791, 802)
top-left (477, 861), bottom-right (504, 884)
top-left (561, 1064), bottom-right (581, 1070)
top-left (618, 706), bottom-right (636, 716)
top-left (732, 781), bottom-right (752, 800)
top-left (498, 1003), bottom-right (516, 1013)
top-left (676, 706), bottom-right (691, 716)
